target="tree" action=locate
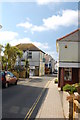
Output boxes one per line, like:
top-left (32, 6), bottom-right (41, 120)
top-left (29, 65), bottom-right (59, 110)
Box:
top-left (17, 49), bottom-right (23, 66)
top-left (2, 56), bottom-right (7, 70)
top-left (3, 43), bottom-right (23, 70)
top-left (25, 60), bottom-right (29, 78)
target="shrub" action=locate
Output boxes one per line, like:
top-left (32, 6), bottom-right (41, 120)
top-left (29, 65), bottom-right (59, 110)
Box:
top-left (73, 83), bottom-right (80, 94)
top-left (55, 78), bottom-right (58, 83)
top-left (12, 71), bottom-right (19, 79)
top-left (73, 83), bottom-right (80, 87)
top-left (63, 84), bottom-right (77, 94)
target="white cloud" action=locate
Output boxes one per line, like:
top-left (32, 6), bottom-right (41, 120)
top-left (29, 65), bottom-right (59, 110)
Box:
top-left (17, 9), bottom-right (78, 33)
top-left (10, 39), bottom-right (49, 50)
top-left (46, 51), bottom-right (58, 61)
top-left (36, 0), bottom-right (79, 5)
top-left (43, 10), bottom-right (78, 29)
top-left (36, 0), bottom-right (60, 5)
top-left (33, 41), bottom-right (49, 49)
top-left (0, 0), bottom-right (79, 3)
top-left (0, 31), bottom-right (18, 42)
top-left (0, 30), bottom-right (49, 50)
top-left (10, 38), bottom-right (31, 46)
top-left (31, 25), bottom-right (46, 32)
top-left (17, 22), bottom-right (33, 29)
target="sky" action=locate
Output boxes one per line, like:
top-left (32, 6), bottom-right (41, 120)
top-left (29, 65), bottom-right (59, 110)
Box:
top-left (0, 1), bottom-right (79, 60)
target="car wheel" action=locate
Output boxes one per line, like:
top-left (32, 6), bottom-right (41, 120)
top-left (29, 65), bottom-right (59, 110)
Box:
top-left (15, 81), bottom-right (17, 85)
top-left (5, 82), bottom-right (9, 88)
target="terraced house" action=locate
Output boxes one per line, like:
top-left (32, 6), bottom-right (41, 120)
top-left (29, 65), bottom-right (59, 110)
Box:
top-left (16, 43), bottom-right (45, 76)
top-left (56, 28), bottom-right (80, 89)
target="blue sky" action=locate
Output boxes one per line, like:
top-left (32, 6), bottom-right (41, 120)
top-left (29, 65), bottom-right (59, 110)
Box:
top-left (0, 1), bottom-right (78, 60)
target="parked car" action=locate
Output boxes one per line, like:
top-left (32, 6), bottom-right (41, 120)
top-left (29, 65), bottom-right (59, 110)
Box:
top-left (0, 71), bottom-right (18, 88)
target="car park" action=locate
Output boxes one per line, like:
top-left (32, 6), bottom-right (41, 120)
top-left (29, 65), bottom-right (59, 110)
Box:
top-left (0, 71), bottom-right (18, 88)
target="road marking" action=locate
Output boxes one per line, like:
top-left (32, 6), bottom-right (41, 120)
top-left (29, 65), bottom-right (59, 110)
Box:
top-left (24, 80), bottom-right (51, 120)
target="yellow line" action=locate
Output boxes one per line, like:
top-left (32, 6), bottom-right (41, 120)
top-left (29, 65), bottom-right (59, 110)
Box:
top-left (24, 80), bottom-right (51, 120)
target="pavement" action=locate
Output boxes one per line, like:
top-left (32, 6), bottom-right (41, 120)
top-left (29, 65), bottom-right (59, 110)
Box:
top-left (36, 78), bottom-right (65, 119)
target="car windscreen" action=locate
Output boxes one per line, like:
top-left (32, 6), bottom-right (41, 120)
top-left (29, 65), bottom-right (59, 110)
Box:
top-left (7, 72), bottom-right (14, 77)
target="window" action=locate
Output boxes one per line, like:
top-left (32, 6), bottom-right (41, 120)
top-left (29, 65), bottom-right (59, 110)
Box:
top-left (28, 52), bottom-right (32, 59)
top-left (7, 72), bottom-right (14, 77)
top-left (64, 68), bottom-right (72, 81)
top-left (65, 45), bottom-right (67, 48)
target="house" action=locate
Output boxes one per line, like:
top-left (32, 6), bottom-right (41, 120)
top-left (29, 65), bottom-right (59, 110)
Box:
top-left (45, 54), bottom-right (55, 74)
top-left (16, 43), bottom-right (45, 76)
top-left (56, 28), bottom-right (80, 89)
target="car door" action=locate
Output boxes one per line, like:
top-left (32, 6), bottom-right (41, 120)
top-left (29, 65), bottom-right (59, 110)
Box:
top-left (6, 72), bottom-right (11, 83)
top-left (9, 72), bottom-right (16, 84)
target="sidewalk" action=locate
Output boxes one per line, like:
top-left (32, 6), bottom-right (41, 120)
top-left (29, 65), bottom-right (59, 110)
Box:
top-left (36, 78), bottom-right (65, 118)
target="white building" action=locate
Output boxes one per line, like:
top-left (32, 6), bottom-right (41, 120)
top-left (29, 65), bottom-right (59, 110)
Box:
top-left (45, 54), bottom-right (55, 73)
top-left (56, 28), bottom-right (80, 88)
top-left (16, 43), bottom-right (45, 76)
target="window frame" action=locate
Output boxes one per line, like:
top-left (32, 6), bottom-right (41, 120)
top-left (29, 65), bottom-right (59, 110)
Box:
top-left (64, 68), bottom-right (72, 81)
top-left (28, 51), bottom-right (32, 59)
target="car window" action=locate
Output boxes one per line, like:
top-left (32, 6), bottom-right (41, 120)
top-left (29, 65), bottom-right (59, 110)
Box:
top-left (7, 72), bottom-right (14, 77)
top-left (0, 71), bottom-right (5, 77)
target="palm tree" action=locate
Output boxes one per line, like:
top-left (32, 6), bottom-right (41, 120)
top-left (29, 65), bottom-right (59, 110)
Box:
top-left (17, 49), bottom-right (23, 66)
top-left (25, 60), bottom-right (29, 78)
top-left (3, 43), bottom-right (23, 70)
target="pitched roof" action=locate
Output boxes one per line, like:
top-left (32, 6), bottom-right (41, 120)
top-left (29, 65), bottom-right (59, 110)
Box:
top-left (56, 28), bottom-right (80, 42)
top-left (16, 43), bottom-right (45, 53)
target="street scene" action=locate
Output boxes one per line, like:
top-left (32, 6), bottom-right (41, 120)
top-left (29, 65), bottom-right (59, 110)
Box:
top-left (0, 1), bottom-right (80, 120)
top-left (2, 76), bottom-right (54, 119)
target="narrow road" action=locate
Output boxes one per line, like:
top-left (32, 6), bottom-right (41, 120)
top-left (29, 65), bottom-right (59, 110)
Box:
top-left (2, 75), bottom-right (54, 119)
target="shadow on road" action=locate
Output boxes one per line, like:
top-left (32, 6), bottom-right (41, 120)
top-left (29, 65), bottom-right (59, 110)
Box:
top-left (45, 74), bottom-right (58, 77)
top-left (29, 78), bottom-right (43, 83)
top-left (2, 83), bottom-right (48, 119)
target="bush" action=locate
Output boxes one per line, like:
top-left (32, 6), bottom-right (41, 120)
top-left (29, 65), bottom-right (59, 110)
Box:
top-left (19, 71), bottom-right (26, 78)
top-left (73, 83), bottom-right (80, 87)
top-left (63, 84), bottom-right (77, 94)
top-left (73, 83), bottom-right (80, 94)
top-left (55, 78), bottom-right (58, 83)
